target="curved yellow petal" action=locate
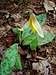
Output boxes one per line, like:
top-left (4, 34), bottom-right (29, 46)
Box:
top-left (28, 13), bottom-right (44, 38)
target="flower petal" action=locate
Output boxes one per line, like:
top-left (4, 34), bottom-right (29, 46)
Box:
top-left (28, 13), bottom-right (44, 38)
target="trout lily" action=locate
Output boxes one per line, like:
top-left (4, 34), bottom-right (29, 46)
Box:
top-left (27, 13), bottom-right (44, 38)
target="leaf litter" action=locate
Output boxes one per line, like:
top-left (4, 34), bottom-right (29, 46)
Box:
top-left (0, 0), bottom-right (56, 75)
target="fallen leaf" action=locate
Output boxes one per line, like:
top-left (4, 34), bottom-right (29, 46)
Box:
top-left (44, 0), bottom-right (55, 12)
top-left (5, 32), bottom-right (15, 47)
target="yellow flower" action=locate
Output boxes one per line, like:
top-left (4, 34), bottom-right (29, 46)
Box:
top-left (19, 27), bottom-right (23, 31)
top-left (27, 13), bottom-right (44, 38)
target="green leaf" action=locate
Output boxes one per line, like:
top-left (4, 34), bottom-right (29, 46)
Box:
top-left (22, 25), bottom-right (55, 49)
top-left (30, 35), bottom-right (38, 49)
top-left (55, 35), bottom-right (56, 40)
top-left (37, 32), bottom-right (55, 46)
top-left (36, 13), bottom-right (47, 26)
top-left (12, 27), bottom-right (22, 44)
top-left (12, 27), bottom-right (19, 34)
top-left (22, 23), bottom-right (31, 40)
top-left (22, 33), bottom-right (38, 49)
top-left (12, 27), bottom-right (21, 37)
top-left (15, 53), bottom-right (22, 70)
top-left (0, 44), bottom-right (22, 75)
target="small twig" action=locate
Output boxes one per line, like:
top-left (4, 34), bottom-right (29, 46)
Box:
top-left (36, 56), bottom-right (45, 60)
top-left (0, 10), bottom-right (9, 14)
top-left (26, 55), bottom-right (45, 60)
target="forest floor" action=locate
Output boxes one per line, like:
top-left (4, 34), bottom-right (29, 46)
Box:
top-left (0, 0), bottom-right (56, 75)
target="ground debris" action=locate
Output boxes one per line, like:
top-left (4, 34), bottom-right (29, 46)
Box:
top-left (0, 0), bottom-right (56, 75)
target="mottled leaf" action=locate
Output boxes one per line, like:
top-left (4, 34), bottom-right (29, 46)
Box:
top-left (0, 44), bottom-right (22, 75)
top-left (36, 13), bottom-right (47, 26)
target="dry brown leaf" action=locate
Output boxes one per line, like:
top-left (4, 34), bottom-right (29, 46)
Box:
top-left (44, 0), bottom-right (55, 12)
